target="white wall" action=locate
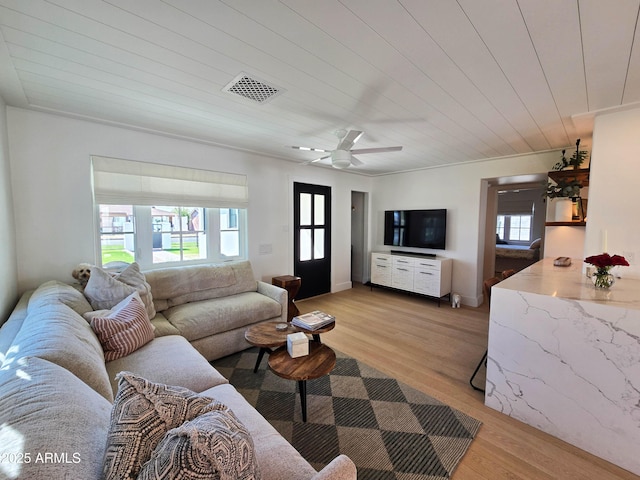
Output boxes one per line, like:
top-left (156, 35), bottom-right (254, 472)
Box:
top-left (12, 107), bottom-right (611, 305)
top-left (543, 226), bottom-right (586, 260)
top-left (372, 151), bottom-right (558, 306)
top-left (0, 98), bottom-right (17, 321)
top-left (7, 108), bottom-right (372, 293)
top-left (585, 106), bottom-right (640, 279)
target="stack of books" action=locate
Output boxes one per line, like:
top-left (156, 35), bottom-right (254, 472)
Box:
top-left (292, 310), bottom-right (335, 330)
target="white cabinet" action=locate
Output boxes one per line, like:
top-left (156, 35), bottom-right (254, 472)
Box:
top-left (371, 252), bottom-right (452, 303)
top-left (371, 253), bottom-right (392, 287)
top-left (392, 256), bottom-right (414, 291)
top-left (414, 258), bottom-right (452, 297)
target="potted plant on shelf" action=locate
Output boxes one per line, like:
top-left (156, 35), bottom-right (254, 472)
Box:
top-left (545, 139), bottom-right (588, 222)
top-left (552, 138), bottom-right (589, 171)
top-left (544, 179), bottom-right (582, 199)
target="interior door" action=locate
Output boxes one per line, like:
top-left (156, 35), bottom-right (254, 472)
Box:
top-left (294, 182), bottom-right (331, 299)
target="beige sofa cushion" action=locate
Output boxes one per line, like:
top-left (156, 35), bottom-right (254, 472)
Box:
top-left (28, 280), bottom-right (93, 315)
top-left (106, 335), bottom-right (229, 397)
top-left (0, 356), bottom-right (111, 480)
top-left (146, 261), bottom-right (258, 311)
top-left (163, 292), bottom-right (282, 341)
top-left (149, 311), bottom-right (181, 337)
top-left (11, 299), bottom-right (114, 402)
top-left (201, 383), bottom-right (318, 480)
top-left (0, 291), bottom-right (32, 355)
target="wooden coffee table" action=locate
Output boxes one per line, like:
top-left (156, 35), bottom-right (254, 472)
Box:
top-left (245, 321), bottom-right (298, 373)
top-left (268, 341), bottom-right (336, 422)
top-left (244, 320), bottom-right (336, 372)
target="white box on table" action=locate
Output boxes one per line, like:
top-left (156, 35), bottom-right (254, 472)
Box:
top-left (287, 332), bottom-right (309, 358)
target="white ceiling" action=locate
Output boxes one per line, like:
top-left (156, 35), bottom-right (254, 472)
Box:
top-left (0, 0), bottom-right (638, 176)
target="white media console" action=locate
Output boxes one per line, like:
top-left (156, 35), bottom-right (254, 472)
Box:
top-left (370, 252), bottom-right (452, 305)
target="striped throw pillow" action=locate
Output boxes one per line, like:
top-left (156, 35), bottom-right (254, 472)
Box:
top-left (90, 292), bottom-right (154, 361)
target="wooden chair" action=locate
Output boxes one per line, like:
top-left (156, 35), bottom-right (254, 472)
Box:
top-left (483, 276), bottom-right (501, 303)
top-left (501, 269), bottom-right (516, 279)
top-left (470, 276), bottom-right (501, 392)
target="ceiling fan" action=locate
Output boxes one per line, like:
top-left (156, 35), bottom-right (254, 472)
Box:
top-left (291, 129), bottom-right (402, 169)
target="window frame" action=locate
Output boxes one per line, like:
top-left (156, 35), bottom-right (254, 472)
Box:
top-left (96, 205), bottom-right (247, 270)
top-left (496, 213), bottom-right (533, 244)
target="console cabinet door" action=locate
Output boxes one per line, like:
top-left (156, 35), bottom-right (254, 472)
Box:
top-left (392, 256), bottom-right (414, 290)
top-left (414, 261), bottom-right (440, 296)
top-left (371, 253), bottom-right (392, 286)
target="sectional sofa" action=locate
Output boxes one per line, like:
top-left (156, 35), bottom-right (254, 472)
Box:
top-left (0, 261), bottom-right (356, 479)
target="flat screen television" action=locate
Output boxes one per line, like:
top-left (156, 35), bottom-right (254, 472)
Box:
top-left (384, 209), bottom-right (447, 250)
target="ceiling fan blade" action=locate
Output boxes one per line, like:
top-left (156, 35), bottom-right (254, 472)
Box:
top-left (350, 146), bottom-right (402, 155)
top-left (292, 146), bottom-right (331, 153)
top-left (302, 155), bottom-right (330, 165)
top-left (350, 155), bottom-right (364, 167)
top-left (337, 130), bottom-right (363, 150)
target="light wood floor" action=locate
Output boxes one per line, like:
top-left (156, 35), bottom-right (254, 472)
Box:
top-left (297, 283), bottom-right (639, 480)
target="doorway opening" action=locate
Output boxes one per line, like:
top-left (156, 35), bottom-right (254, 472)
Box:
top-left (350, 191), bottom-right (368, 285)
top-left (482, 175), bottom-right (547, 282)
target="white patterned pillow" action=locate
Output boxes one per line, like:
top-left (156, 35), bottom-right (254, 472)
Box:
top-left (138, 408), bottom-right (261, 480)
top-left (88, 292), bottom-right (154, 361)
top-left (103, 372), bottom-right (227, 480)
top-left (84, 262), bottom-right (156, 319)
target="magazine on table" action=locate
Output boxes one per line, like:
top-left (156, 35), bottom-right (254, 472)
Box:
top-left (292, 310), bottom-right (335, 330)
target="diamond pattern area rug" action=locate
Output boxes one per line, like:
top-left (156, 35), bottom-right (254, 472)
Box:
top-left (211, 347), bottom-right (481, 479)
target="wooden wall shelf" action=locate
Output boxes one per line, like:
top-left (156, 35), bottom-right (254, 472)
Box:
top-left (547, 168), bottom-right (590, 187)
top-left (545, 221), bottom-right (586, 227)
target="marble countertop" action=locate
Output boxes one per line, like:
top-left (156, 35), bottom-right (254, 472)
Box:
top-left (495, 257), bottom-right (640, 310)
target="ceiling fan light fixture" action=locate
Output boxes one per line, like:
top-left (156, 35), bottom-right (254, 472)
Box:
top-left (331, 150), bottom-right (352, 169)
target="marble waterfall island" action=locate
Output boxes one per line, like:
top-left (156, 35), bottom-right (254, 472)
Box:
top-left (485, 258), bottom-right (640, 475)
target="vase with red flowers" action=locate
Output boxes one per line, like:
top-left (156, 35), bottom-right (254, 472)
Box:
top-left (584, 253), bottom-right (629, 289)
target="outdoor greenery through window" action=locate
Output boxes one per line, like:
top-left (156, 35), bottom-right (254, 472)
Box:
top-left (99, 205), bottom-right (246, 269)
top-left (496, 214), bottom-right (532, 243)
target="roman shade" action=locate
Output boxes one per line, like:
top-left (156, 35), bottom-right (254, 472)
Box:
top-left (497, 198), bottom-right (534, 215)
top-left (91, 156), bottom-right (248, 208)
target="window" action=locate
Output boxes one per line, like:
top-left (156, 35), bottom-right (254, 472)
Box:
top-left (298, 192), bottom-right (326, 261)
top-left (99, 205), bottom-right (246, 268)
top-left (92, 156), bottom-right (249, 270)
top-left (496, 214), bottom-right (532, 243)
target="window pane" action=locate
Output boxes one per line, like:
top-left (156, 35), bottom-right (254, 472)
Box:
top-left (99, 204), bottom-right (135, 266)
top-left (221, 231), bottom-right (238, 257)
top-left (496, 215), bottom-right (505, 241)
top-left (220, 208), bottom-right (239, 257)
top-left (300, 193), bottom-right (311, 226)
top-left (153, 206), bottom-right (207, 264)
top-left (314, 229), bottom-right (324, 259)
top-left (507, 214), bottom-right (532, 242)
top-left (300, 229), bottom-right (311, 261)
top-left (314, 194), bottom-right (325, 226)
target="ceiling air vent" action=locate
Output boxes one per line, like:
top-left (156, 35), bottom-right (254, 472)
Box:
top-left (222, 73), bottom-right (284, 104)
